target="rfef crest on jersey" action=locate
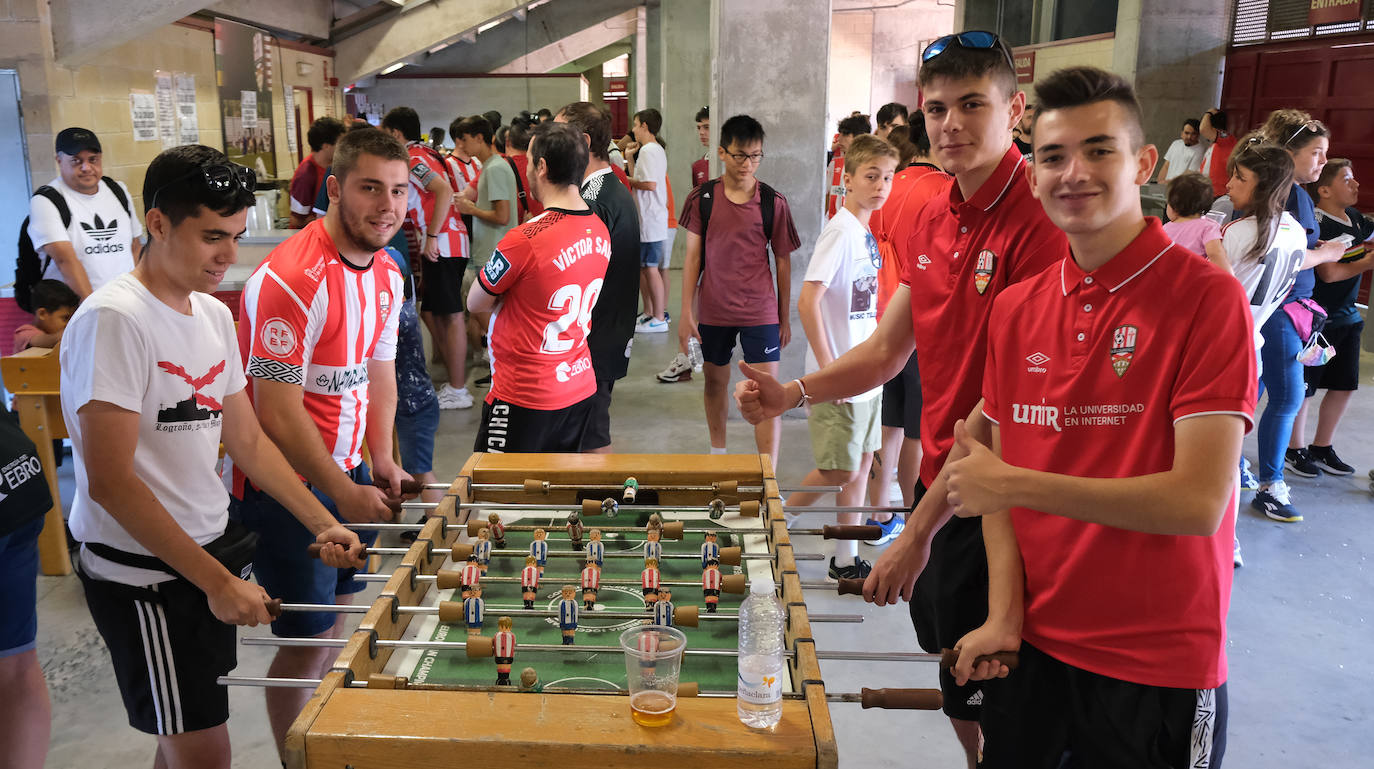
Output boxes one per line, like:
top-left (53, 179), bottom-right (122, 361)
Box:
top-left (974, 249), bottom-right (996, 295)
top-left (378, 290), bottom-right (391, 320)
top-left (1110, 324), bottom-right (1138, 378)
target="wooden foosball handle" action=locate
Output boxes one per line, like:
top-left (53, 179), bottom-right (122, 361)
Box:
top-left (835, 578), bottom-right (865, 596)
top-left (677, 681), bottom-right (700, 698)
top-left (719, 546), bottom-right (742, 566)
top-left (581, 499), bottom-right (602, 516)
top-left (266, 598), bottom-right (282, 617)
top-left (466, 636), bottom-right (494, 659)
top-left (467, 520), bottom-right (489, 537)
top-left (523, 479), bottom-right (547, 494)
top-left (662, 520), bottom-right (685, 540)
top-left (714, 480), bottom-right (739, 496)
top-left (738, 500), bottom-right (761, 517)
top-left (438, 601), bottom-right (465, 624)
top-left (823, 525), bottom-right (882, 540)
top-left (372, 479), bottom-right (424, 495)
top-left (672, 605), bottom-right (699, 628)
top-left (722, 573), bottom-right (748, 594)
top-left (451, 543), bottom-right (474, 561)
top-left (860, 687), bottom-right (943, 710)
top-left (436, 569), bottom-right (463, 590)
top-left (938, 648), bottom-right (1019, 671)
top-left (368, 674), bottom-right (408, 689)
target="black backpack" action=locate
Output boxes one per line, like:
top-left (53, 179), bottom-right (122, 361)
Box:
top-left (697, 178), bottom-right (777, 272)
top-left (15, 177), bottom-right (131, 312)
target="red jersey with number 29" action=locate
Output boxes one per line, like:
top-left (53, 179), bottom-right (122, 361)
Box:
top-left (478, 208), bottom-right (611, 410)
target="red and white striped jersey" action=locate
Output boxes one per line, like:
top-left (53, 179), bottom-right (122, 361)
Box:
top-left (567, 521), bottom-right (584, 540)
top-left (489, 522), bottom-right (505, 541)
top-left (493, 630), bottom-right (516, 658)
top-left (404, 142), bottom-right (468, 260)
top-left (581, 566), bottom-right (600, 590)
top-left (446, 153), bottom-right (480, 192)
top-left (461, 563), bottom-right (481, 587)
top-left (521, 565), bottom-right (540, 589)
top-left (641, 567), bottom-right (660, 590)
top-left (637, 632), bottom-right (661, 654)
top-left (478, 209), bottom-right (610, 410)
top-left (236, 220), bottom-right (403, 487)
top-left (702, 568), bottom-right (722, 591)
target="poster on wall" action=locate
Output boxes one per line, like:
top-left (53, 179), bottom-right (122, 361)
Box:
top-left (155, 71), bottom-right (177, 149)
top-left (176, 74), bottom-right (199, 144)
top-left (130, 92), bottom-right (158, 142)
top-left (284, 86), bottom-right (298, 157)
top-left (214, 17), bottom-right (276, 178)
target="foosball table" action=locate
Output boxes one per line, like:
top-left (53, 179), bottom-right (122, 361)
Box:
top-left (231, 453), bottom-right (966, 768)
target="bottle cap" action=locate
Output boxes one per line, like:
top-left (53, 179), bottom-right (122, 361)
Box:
top-left (749, 572), bottom-right (775, 595)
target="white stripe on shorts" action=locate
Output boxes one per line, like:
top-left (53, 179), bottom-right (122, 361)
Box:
top-left (135, 591), bottom-right (185, 735)
top-left (1190, 687), bottom-right (1217, 768)
top-left (135, 600), bottom-right (169, 734)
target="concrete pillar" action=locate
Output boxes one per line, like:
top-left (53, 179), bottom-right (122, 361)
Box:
top-left (660, 0), bottom-right (711, 265)
top-left (583, 65), bottom-right (605, 106)
top-left (633, 5), bottom-right (648, 113)
top-left (645, 1), bottom-right (663, 109)
top-left (712, 0), bottom-right (829, 380)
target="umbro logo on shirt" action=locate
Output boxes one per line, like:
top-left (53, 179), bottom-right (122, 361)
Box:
top-left (917, 254), bottom-right (932, 270)
top-left (1026, 351), bottom-right (1049, 373)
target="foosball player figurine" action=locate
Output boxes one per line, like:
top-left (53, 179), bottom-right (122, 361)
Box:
top-left (580, 559), bottom-right (601, 609)
top-left (601, 497), bottom-right (619, 519)
top-left (652, 587), bottom-right (674, 627)
top-left (641, 557), bottom-right (661, 611)
top-left (488, 512), bottom-right (507, 549)
top-left (494, 617), bottom-right (516, 686)
top-left (708, 498), bottom-right (727, 520)
top-left (566, 511), bottom-right (584, 551)
top-left (530, 528), bottom-right (549, 577)
top-left (701, 530), bottom-right (720, 569)
top-left (519, 667), bottom-right (542, 693)
top-left (463, 586), bottom-right (485, 636)
top-left (473, 528), bottom-right (493, 575)
top-left (558, 585), bottom-right (579, 645)
top-left (702, 562), bottom-right (722, 613)
top-left (587, 529), bottom-right (605, 568)
top-left (623, 477), bottom-right (639, 503)
top-left (646, 512), bottom-right (662, 532)
top-left (644, 527), bottom-right (663, 563)
top-left (460, 554), bottom-right (482, 599)
top-left (521, 556), bottom-right (541, 609)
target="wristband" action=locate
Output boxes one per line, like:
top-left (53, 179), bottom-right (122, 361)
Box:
top-left (426, 232), bottom-right (439, 239)
top-left (791, 378), bottom-right (812, 410)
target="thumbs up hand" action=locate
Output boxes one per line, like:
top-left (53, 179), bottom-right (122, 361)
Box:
top-left (734, 361), bottom-right (790, 424)
top-left (944, 419), bottom-right (1013, 518)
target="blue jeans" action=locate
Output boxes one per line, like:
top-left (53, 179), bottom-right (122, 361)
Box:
top-left (1257, 309), bottom-right (1304, 484)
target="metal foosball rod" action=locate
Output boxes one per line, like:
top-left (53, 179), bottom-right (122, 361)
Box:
top-left (270, 601), bottom-right (864, 627)
top-left (347, 519), bottom-right (884, 542)
top-left (382, 479), bottom-right (843, 496)
top-left (397, 498), bottom-right (766, 518)
top-left (351, 572), bottom-right (868, 594)
top-left (216, 675), bottom-right (942, 711)
top-left (307, 543), bottom-right (820, 564)
top-left (241, 636), bottom-right (1019, 668)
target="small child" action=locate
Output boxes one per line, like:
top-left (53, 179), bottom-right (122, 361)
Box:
top-left (14, 279), bottom-right (79, 353)
top-left (1162, 171), bottom-right (1228, 269)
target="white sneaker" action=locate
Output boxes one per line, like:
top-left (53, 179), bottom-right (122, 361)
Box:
top-left (635, 312), bottom-right (650, 325)
top-left (636, 317), bottom-right (669, 334)
top-left (656, 353), bottom-right (693, 383)
top-left (437, 384), bottom-right (474, 410)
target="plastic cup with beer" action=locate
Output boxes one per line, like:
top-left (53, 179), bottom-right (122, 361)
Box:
top-left (619, 624), bottom-right (687, 727)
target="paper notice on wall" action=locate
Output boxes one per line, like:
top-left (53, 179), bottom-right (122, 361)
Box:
top-left (176, 74), bottom-right (199, 144)
top-left (155, 71), bottom-right (176, 149)
top-left (241, 90), bottom-right (258, 131)
top-left (130, 92), bottom-right (158, 142)
top-left (284, 87), bottom-right (298, 156)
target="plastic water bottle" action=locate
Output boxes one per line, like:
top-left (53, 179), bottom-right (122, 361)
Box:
top-left (687, 336), bottom-right (704, 372)
top-left (736, 572), bottom-right (785, 728)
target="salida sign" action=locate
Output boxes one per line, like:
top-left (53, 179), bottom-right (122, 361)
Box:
top-left (1309, 0), bottom-right (1362, 26)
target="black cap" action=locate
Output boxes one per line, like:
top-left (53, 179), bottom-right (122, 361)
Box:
top-left (56, 127), bottom-right (101, 156)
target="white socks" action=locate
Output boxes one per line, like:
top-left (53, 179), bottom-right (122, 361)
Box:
top-left (709, 446), bottom-right (727, 455)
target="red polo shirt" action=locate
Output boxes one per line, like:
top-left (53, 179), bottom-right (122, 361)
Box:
top-left (981, 219), bottom-right (1257, 690)
top-left (900, 145), bottom-right (1066, 485)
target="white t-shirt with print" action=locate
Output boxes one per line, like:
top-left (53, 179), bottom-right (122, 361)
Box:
top-left (27, 177), bottom-right (143, 292)
top-left (61, 273), bottom-right (247, 585)
top-left (633, 142), bottom-right (669, 243)
top-left (1222, 211), bottom-right (1308, 350)
top-left (803, 207), bottom-right (882, 402)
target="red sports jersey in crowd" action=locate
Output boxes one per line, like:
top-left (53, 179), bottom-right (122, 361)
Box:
top-left (493, 630), bottom-right (516, 659)
top-left (872, 163), bottom-right (951, 320)
top-left (641, 567), bottom-right (660, 590)
top-left (581, 566), bottom-right (600, 590)
top-left (982, 220), bottom-right (1256, 689)
top-left (825, 151), bottom-right (845, 220)
top-left (404, 141), bottom-right (468, 260)
top-left (508, 154), bottom-right (545, 220)
top-left (235, 220), bottom-right (403, 493)
top-left (477, 209), bottom-right (611, 410)
top-left (701, 568), bottom-right (722, 591)
top-left (446, 153), bottom-right (480, 191)
top-left (521, 565), bottom-right (540, 589)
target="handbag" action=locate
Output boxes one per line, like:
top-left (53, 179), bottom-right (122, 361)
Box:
top-left (1282, 298), bottom-right (1333, 366)
top-left (84, 519), bottom-right (259, 582)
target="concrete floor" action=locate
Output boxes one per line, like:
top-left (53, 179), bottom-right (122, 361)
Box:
top-left (33, 287), bottom-right (1374, 768)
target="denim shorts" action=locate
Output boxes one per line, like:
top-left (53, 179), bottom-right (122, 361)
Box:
top-left (0, 516), bottom-right (44, 656)
top-left (640, 240), bottom-right (667, 268)
top-left (231, 465), bottom-right (379, 637)
top-left (396, 399), bottom-right (440, 475)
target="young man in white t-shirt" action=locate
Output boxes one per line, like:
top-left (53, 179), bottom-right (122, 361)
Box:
top-left (787, 135), bottom-right (898, 580)
top-left (626, 108), bottom-right (670, 332)
top-left (1155, 118), bottom-right (1206, 183)
top-left (60, 145), bottom-right (362, 769)
top-left (27, 127), bottom-right (143, 298)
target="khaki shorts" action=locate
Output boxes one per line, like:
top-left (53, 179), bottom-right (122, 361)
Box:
top-left (808, 397), bottom-right (882, 472)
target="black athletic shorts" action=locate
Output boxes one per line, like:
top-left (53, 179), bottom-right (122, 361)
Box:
top-left (583, 378), bottom-right (615, 451)
top-left (1304, 320), bottom-right (1363, 395)
top-left (907, 479), bottom-right (989, 721)
top-left (880, 349), bottom-right (922, 439)
top-left (474, 395), bottom-right (597, 453)
top-left (981, 642), bottom-right (1225, 769)
top-left (421, 256), bottom-right (468, 315)
top-left (78, 568), bottom-right (236, 735)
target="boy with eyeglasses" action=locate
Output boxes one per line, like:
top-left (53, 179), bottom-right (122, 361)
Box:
top-left (671, 115), bottom-right (800, 468)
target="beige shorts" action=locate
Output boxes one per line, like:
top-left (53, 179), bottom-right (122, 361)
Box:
top-left (808, 398), bottom-right (882, 472)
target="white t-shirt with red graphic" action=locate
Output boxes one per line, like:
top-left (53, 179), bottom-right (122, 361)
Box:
top-left (237, 220), bottom-right (404, 479)
top-left (405, 142), bottom-right (468, 260)
top-left (61, 273), bottom-right (247, 585)
top-left (478, 209), bottom-right (611, 411)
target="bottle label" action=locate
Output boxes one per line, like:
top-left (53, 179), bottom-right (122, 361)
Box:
top-left (737, 667), bottom-right (782, 705)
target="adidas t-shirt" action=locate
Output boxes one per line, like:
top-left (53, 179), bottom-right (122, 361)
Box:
top-left (61, 273), bottom-right (247, 586)
top-left (28, 177), bottom-right (143, 292)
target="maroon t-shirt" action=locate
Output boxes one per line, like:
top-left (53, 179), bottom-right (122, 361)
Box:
top-left (679, 177), bottom-right (801, 326)
top-left (289, 155), bottom-right (325, 216)
top-left (691, 156), bottom-right (709, 188)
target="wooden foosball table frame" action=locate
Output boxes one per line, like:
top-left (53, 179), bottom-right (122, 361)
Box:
top-left (285, 452), bottom-right (838, 769)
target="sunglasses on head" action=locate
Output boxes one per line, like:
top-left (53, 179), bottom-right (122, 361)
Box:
top-left (922, 31), bottom-right (1017, 74)
top-left (150, 162), bottom-right (257, 211)
top-left (1284, 121), bottom-right (1320, 147)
